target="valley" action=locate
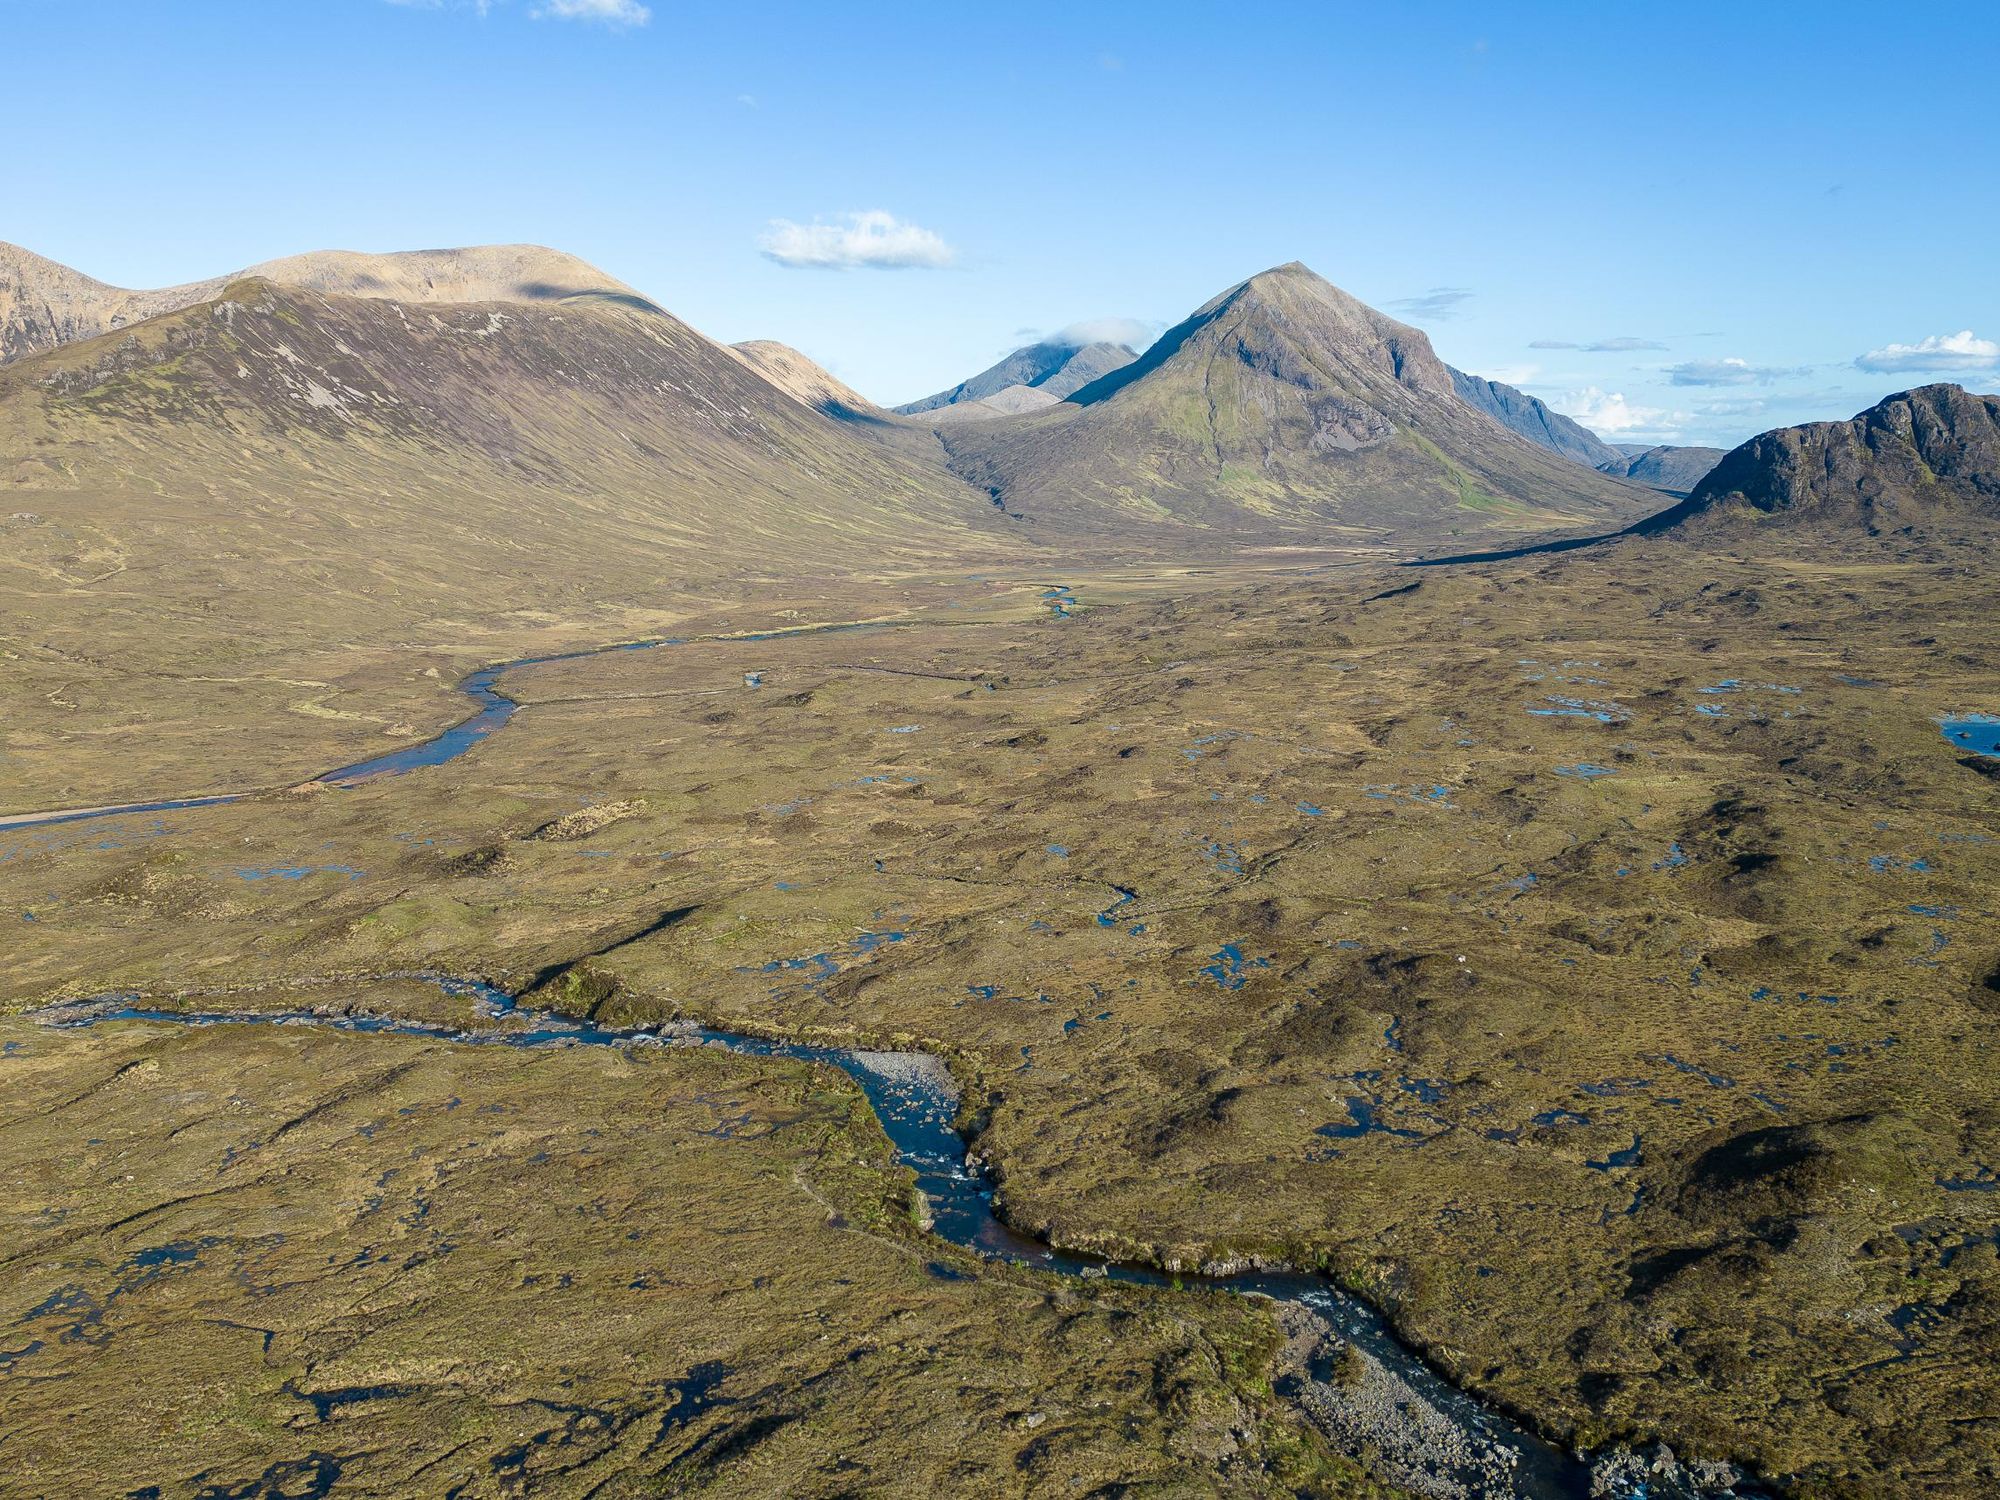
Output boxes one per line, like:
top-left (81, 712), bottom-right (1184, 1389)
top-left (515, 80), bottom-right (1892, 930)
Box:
top-left (6, 511), bottom-right (1997, 1496)
top-left (2, 234), bottom-right (1996, 1499)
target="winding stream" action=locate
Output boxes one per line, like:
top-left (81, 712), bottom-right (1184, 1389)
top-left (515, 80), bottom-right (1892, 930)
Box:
top-left (34, 977), bottom-right (1761, 1500)
top-left (0, 620), bottom-right (890, 834)
top-left (8, 589), bottom-right (1770, 1496)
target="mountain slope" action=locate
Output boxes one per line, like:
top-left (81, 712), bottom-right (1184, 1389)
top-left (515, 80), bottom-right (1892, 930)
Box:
top-left (2, 277), bottom-right (1009, 607)
top-left (897, 338), bottom-right (1137, 414)
top-left (928, 385), bottom-right (1064, 423)
top-left (0, 276), bottom-right (1016, 800)
top-left (1642, 384), bottom-right (2000, 534)
top-left (730, 339), bottom-right (883, 422)
top-left (0, 242), bottom-right (653, 365)
top-left (1448, 368), bottom-right (1625, 468)
top-left (1603, 443), bottom-right (1725, 495)
top-left (935, 263), bottom-right (1658, 546)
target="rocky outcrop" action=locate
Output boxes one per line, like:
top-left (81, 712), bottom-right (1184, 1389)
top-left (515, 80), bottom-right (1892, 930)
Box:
top-left (1647, 384), bottom-right (2000, 532)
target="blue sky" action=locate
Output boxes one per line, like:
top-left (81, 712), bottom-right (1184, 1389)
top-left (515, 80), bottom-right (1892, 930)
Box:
top-left (8, 0), bottom-right (1998, 445)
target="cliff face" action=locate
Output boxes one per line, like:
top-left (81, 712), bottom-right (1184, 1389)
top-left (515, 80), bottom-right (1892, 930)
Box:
top-left (1449, 368), bottom-right (1625, 469)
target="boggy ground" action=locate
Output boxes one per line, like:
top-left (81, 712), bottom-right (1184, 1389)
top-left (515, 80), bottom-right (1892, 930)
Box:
top-left (5, 530), bottom-right (1998, 1495)
top-left (0, 1015), bottom-right (1364, 1498)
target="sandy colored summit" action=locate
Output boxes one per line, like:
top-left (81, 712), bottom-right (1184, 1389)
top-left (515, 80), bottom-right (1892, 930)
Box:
top-left (0, 242), bottom-right (653, 364)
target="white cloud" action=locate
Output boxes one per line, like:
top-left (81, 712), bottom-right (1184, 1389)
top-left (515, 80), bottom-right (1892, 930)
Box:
top-left (1530, 335), bottom-right (1668, 353)
top-left (1047, 317), bottom-right (1156, 351)
top-left (391, 0), bottom-right (645, 17)
top-left (1666, 357), bottom-right (1810, 387)
top-left (1387, 287), bottom-right (1474, 320)
top-left (1854, 329), bottom-right (1998, 374)
top-left (536, 0), bottom-right (649, 23)
top-left (759, 211), bottom-right (955, 271)
top-left (1551, 386), bottom-right (1680, 438)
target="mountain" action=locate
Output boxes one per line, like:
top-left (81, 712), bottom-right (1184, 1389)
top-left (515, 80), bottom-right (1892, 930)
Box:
top-left (1639, 385), bottom-right (2000, 534)
top-left (932, 262), bottom-right (1657, 545)
top-left (1442, 371), bottom-right (1724, 495)
top-left (0, 270), bottom-right (1018, 792)
top-left (1448, 368), bottom-right (1625, 469)
top-left (897, 338), bottom-right (1137, 414)
top-left (1601, 443), bottom-right (1725, 495)
top-left (926, 385), bottom-right (1064, 423)
top-left (730, 339), bottom-right (883, 422)
top-left (0, 242), bottom-right (654, 365)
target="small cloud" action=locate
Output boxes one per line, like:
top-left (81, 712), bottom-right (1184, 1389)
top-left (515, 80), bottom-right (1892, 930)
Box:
top-left (1046, 317), bottom-right (1157, 351)
top-left (1480, 363), bottom-right (1540, 387)
top-left (1099, 52), bottom-right (1125, 71)
top-left (1697, 386), bottom-right (1857, 416)
top-left (1855, 329), bottom-right (1999, 374)
top-left (1387, 287), bottom-right (1474, 320)
top-left (1552, 386), bottom-right (1681, 438)
top-left (1530, 335), bottom-right (1668, 353)
top-left (759, 211), bottom-right (956, 271)
top-left (535, 0), bottom-right (650, 22)
top-left (1694, 396), bottom-right (1772, 421)
top-left (1666, 357), bottom-right (1811, 387)
top-left (736, 93), bottom-right (758, 107)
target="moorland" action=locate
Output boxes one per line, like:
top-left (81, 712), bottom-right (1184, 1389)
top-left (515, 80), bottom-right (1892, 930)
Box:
top-left (2, 242), bottom-right (1996, 1499)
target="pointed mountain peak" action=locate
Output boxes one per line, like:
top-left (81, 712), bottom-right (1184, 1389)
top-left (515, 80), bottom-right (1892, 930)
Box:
top-left (1242, 259), bottom-right (1318, 286)
top-left (938, 259), bottom-right (1651, 547)
top-left (1068, 259), bottom-right (1451, 408)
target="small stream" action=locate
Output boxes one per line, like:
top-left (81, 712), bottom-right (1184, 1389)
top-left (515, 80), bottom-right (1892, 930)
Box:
top-left (6, 588), bottom-right (1786, 1496)
top-left (0, 621), bottom-right (889, 833)
top-left (34, 977), bottom-right (1759, 1500)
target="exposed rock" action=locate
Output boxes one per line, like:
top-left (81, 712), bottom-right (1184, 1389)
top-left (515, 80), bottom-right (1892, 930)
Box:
top-left (1650, 384), bottom-right (2000, 532)
top-left (527, 800), bottom-right (647, 842)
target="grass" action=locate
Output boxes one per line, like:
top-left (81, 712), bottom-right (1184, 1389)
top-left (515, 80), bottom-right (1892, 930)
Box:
top-left (5, 529), bottom-right (1997, 1494)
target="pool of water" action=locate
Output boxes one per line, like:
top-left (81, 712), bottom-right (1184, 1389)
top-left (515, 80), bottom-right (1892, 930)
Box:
top-left (1940, 714), bottom-right (2000, 759)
